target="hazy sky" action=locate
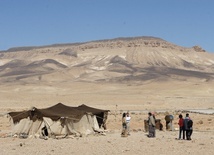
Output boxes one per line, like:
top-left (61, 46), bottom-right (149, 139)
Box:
top-left (1, 0), bottom-right (214, 52)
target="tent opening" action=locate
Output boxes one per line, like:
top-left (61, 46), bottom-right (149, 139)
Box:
top-left (41, 126), bottom-right (48, 137)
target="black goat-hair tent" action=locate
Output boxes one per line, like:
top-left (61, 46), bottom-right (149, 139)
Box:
top-left (8, 103), bottom-right (109, 138)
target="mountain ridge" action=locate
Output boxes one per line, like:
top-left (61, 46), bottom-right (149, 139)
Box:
top-left (0, 36), bottom-right (204, 53)
top-left (0, 36), bottom-right (214, 84)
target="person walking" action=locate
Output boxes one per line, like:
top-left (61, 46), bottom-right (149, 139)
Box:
top-left (126, 111), bottom-right (131, 135)
top-left (148, 112), bottom-right (156, 138)
top-left (178, 114), bottom-right (185, 140)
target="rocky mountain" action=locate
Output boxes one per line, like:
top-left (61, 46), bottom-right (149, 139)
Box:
top-left (1, 36), bottom-right (214, 84)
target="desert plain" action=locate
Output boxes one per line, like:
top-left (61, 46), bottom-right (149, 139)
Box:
top-left (0, 37), bottom-right (214, 154)
top-left (0, 80), bottom-right (214, 155)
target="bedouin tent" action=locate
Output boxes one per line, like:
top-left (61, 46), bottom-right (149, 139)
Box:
top-left (76, 104), bottom-right (109, 129)
top-left (8, 103), bottom-right (107, 138)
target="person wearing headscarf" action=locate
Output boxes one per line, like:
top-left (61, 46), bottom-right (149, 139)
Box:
top-left (148, 112), bottom-right (156, 137)
top-left (126, 111), bottom-right (131, 135)
top-left (121, 113), bottom-right (127, 137)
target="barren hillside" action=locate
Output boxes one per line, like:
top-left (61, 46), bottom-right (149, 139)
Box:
top-left (0, 36), bottom-right (214, 110)
top-left (0, 36), bottom-right (214, 84)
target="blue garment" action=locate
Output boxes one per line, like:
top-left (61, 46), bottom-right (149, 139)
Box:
top-left (183, 117), bottom-right (193, 140)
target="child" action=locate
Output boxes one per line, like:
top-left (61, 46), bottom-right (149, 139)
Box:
top-left (178, 114), bottom-right (185, 140)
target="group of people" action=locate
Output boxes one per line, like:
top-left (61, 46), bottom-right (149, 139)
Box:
top-left (121, 111), bottom-right (156, 138)
top-left (121, 111), bottom-right (193, 140)
top-left (178, 113), bottom-right (193, 140)
top-left (121, 111), bottom-right (131, 137)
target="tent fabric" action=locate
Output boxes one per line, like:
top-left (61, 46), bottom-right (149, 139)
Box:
top-left (76, 104), bottom-right (109, 115)
top-left (76, 104), bottom-right (109, 129)
top-left (8, 103), bottom-right (109, 138)
top-left (8, 110), bottom-right (32, 124)
top-left (8, 103), bottom-right (85, 124)
top-left (38, 103), bottom-right (85, 121)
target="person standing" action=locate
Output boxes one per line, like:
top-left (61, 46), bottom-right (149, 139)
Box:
top-left (126, 111), bottom-right (131, 135)
top-left (148, 112), bottom-right (156, 138)
top-left (178, 114), bottom-right (185, 140)
top-left (121, 113), bottom-right (127, 137)
top-left (183, 113), bottom-right (193, 140)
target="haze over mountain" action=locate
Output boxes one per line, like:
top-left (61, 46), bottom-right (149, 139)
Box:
top-left (0, 36), bottom-right (214, 85)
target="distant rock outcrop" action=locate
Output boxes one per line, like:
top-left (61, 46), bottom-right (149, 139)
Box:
top-left (59, 48), bottom-right (77, 57)
top-left (192, 46), bottom-right (206, 52)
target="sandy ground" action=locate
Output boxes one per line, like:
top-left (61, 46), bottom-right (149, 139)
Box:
top-left (0, 81), bottom-right (214, 155)
top-left (0, 111), bottom-right (214, 155)
top-left (0, 130), bottom-right (213, 155)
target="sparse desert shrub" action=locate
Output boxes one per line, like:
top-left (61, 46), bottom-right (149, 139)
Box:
top-left (164, 111), bottom-right (170, 115)
top-left (174, 111), bottom-right (180, 115)
top-left (198, 120), bottom-right (203, 124)
top-left (132, 129), bottom-right (138, 132)
top-left (131, 112), bottom-right (135, 115)
top-left (137, 118), bottom-right (142, 121)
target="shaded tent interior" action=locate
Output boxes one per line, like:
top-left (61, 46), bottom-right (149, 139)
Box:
top-left (8, 103), bottom-right (109, 138)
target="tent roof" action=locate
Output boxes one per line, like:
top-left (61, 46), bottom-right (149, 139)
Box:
top-left (8, 103), bottom-right (86, 123)
top-left (39, 103), bottom-right (85, 120)
top-left (8, 110), bottom-right (31, 123)
top-left (76, 104), bottom-right (109, 115)
top-left (8, 103), bottom-right (110, 124)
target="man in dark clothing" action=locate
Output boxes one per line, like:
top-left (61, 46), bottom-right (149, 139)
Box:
top-left (183, 113), bottom-right (193, 140)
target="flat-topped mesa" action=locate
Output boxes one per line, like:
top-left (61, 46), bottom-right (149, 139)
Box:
top-left (2, 36), bottom-right (189, 53)
top-left (76, 36), bottom-right (184, 51)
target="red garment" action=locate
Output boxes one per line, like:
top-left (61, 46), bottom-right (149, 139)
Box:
top-left (178, 118), bottom-right (184, 127)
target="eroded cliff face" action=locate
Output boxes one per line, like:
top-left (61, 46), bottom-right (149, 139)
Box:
top-left (0, 36), bottom-right (214, 84)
